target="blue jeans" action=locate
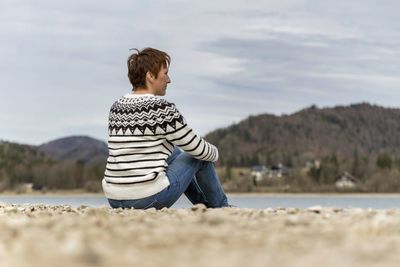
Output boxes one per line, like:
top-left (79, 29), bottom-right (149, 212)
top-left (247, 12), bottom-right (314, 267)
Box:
top-left (108, 147), bottom-right (229, 209)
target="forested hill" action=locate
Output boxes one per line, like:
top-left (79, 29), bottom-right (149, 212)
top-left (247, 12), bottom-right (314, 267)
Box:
top-left (0, 136), bottom-right (107, 191)
top-left (1, 104), bottom-right (400, 192)
top-left (205, 103), bottom-right (400, 166)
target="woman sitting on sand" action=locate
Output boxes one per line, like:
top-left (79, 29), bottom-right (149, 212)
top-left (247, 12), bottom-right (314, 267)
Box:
top-left (102, 47), bottom-right (229, 209)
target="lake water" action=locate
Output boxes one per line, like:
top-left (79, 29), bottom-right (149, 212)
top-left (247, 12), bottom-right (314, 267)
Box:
top-left (1, 194), bottom-right (400, 209)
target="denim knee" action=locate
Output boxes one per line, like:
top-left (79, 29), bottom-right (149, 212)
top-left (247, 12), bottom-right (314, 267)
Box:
top-left (167, 146), bottom-right (183, 164)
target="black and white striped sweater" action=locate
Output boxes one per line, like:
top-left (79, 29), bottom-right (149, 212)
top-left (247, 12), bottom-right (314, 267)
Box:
top-left (102, 93), bottom-right (219, 200)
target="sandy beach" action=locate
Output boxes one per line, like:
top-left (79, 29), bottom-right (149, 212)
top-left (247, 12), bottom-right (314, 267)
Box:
top-left (0, 204), bottom-right (399, 267)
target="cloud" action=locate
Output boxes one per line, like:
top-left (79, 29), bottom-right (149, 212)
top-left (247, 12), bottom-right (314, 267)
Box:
top-left (200, 26), bottom-right (400, 102)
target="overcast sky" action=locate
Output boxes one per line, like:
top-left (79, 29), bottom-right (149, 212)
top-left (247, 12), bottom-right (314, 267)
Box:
top-left (1, 0), bottom-right (400, 145)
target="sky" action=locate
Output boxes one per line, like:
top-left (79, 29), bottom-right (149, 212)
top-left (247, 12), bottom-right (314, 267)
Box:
top-left (1, 0), bottom-right (400, 145)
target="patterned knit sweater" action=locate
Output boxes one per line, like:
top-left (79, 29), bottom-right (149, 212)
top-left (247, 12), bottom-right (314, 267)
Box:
top-left (102, 93), bottom-right (219, 200)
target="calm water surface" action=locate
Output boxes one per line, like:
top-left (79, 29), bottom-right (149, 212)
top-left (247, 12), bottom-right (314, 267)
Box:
top-left (1, 194), bottom-right (400, 209)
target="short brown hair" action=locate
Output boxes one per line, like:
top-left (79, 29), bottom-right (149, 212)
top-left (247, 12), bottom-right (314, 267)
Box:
top-left (127, 47), bottom-right (171, 90)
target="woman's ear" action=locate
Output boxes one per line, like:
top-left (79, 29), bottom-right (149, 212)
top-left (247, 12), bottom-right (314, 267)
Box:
top-left (146, 72), bottom-right (156, 88)
top-left (146, 71), bottom-right (154, 81)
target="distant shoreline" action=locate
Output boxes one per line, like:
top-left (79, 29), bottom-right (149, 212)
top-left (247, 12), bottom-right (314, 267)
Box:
top-left (1, 190), bottom-right (400, 197)
top-left (0, 189), bottom-right (103, 197)
top-left (228, 192), bottom-right (400, 197)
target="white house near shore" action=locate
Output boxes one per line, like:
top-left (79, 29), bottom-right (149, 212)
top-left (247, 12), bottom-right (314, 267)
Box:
top-left (335, 172), bottom-right (359, 189)
top-left (251, 164), bottom-right (289, 185)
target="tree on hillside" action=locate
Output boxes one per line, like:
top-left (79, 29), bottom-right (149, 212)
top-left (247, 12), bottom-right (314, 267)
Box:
top-left (376, 153), bottom-right (392, 170)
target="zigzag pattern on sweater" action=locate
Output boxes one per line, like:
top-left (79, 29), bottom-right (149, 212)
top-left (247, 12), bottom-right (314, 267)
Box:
top-left (108, 96), bottom-right (185, 135)
top-left (112, 98), bottom-right (171, 114)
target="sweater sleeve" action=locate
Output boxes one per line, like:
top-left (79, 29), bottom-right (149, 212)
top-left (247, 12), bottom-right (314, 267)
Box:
top-left (164, 104), bottom-right (219, 162)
